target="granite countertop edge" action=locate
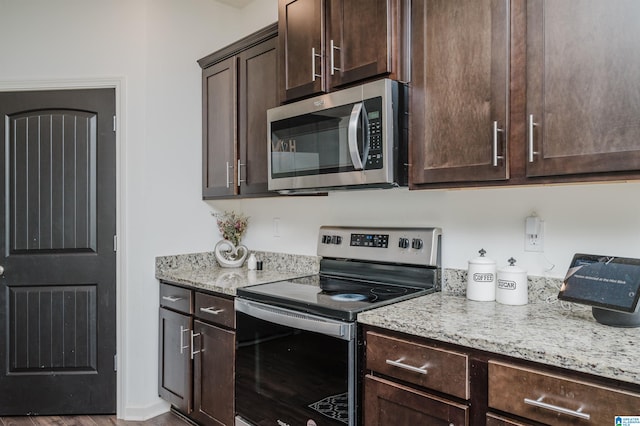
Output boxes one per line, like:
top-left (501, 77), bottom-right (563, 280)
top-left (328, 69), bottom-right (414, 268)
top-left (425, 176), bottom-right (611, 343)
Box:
top-left (357, 292), bottom-right (640, 386)
top-left (155, 250), bottom-right (320, 296)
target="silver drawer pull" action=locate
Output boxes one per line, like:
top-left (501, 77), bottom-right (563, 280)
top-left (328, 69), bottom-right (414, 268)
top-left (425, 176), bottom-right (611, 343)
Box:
top-left (524, 396), bottom-right (590, 420)
top-left (200, 307), bottom-right (224, 315)
top-left (162, 295), bottom-right (183, 303)
top-left (386, 358), bottom-right (428, 375)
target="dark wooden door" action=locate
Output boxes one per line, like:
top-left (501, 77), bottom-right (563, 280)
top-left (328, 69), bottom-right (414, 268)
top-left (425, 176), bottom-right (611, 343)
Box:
top-left (410, 0), bottom-right (510, 185)
top-left (526, 0), bottom-right (640, 177)
top-left (0, 88), bottom-right (116, 415)
top-left (158, 308), bottom-right (192, 414)
top-left (363, 375), bottom-right (469, 425)
top-left (278, 0), bottom-right (325, 102)
top-left (192, 320), bottom-right (235, 426)
top-left (326, 0), bottom-right (403, 89)
top-left (202, 57), bottom-right (237, 198)
top-left (238, 36), bottom-right (279, 196)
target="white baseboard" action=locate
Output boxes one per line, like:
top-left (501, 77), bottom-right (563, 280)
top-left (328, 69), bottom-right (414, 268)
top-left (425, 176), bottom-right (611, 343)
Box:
top-left (120, 399), bottom-right (171, 421)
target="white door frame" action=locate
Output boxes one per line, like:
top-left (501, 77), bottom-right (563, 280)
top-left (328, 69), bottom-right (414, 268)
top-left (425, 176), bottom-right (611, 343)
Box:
top-left (0, 78), bottom-right (127, 418)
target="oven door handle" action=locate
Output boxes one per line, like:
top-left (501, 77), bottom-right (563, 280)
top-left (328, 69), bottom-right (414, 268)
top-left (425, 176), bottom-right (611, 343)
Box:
top-left (235, 298), bottom-right (354, 341)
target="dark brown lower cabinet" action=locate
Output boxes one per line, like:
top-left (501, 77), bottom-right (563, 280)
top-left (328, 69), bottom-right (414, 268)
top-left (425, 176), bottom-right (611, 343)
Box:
top-left (158, 307), bottom-right (193, 413)
top-left (364, 375), bottom-right (469, 425)
top-left (192, 320), bottom-right (235, 426)
top-left (158, 282), bottom-right (236, 426)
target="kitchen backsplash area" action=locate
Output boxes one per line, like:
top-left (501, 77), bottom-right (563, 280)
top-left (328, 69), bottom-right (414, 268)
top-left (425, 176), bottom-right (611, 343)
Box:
top-left (157, 250), bottom-right (564, 305)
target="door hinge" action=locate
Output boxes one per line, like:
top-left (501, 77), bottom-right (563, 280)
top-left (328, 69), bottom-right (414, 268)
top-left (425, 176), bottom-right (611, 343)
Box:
top-left (114, 354), bottom-right (118, 372)
top-left (113, 235), bottom-right (118, 252)
top-left (113, 115), bottom-right (117, 132)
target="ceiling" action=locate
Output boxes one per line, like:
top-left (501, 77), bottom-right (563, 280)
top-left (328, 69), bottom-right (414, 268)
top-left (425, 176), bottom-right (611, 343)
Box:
top-left (215, 0), bottom-right (255, 8)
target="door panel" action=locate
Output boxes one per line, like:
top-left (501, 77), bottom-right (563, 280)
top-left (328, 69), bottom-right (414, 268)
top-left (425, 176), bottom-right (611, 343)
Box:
top-left (9, 111), bottom-right (97, 253)
top-left (8, 285), bottom-right (97, 372)
top-left (0, 88), bottom-right (116, 415)
top-left (410, 0), bottom-right (509, 184)
top-left (526, 0), bottom-right (640, 176)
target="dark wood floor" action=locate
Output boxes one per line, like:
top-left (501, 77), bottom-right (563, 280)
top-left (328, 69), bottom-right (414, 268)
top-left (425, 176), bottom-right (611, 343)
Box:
top-left (0, 412), bottom-right (191, 426)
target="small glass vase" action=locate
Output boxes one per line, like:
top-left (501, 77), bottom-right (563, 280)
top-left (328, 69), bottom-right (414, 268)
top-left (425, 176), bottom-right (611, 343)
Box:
top-left (214, 239), bottom-right (248, 268)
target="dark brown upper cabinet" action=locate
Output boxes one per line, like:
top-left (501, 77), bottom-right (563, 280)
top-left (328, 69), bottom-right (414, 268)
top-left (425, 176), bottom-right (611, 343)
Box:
top-left (525, 0), bottom-right (640, 178)
top-left (278, 0), bottom-right (408, 103)
top-left (410, 0), bottom-right (510, 186)
top-left (411, 0), bottom-right (640, 189)
top-left (199, 24), bottom-right (279, 199)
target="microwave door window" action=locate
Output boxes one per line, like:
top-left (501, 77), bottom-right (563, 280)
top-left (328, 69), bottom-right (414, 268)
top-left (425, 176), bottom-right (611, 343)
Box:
top-left (271, 104), bottom-right (359, 178)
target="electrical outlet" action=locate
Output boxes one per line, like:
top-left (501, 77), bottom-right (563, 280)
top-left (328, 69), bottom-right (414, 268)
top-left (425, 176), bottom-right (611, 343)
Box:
top-left (273, 217), bottom-right (281, 238)
top-left (524, 218), bottom-right (544, 252)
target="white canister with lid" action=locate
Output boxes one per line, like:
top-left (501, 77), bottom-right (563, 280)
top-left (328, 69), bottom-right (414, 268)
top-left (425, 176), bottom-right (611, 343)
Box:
top-left (496, 257), bottom-right (528, 305)
top-left (467, 249), bottom-right (496, 301)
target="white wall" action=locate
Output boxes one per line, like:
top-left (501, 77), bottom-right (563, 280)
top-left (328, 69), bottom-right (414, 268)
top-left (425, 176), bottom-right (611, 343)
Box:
top-left (209, 182), bottom-right (640, 279)
top-left (3, 0), bottom-right (640, 419)
top-left (0, 0), bottom-right (278, 419)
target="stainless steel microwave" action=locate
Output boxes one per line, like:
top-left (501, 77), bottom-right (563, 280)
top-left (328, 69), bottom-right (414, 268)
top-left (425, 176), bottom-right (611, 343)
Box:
top-left (267, 79), bottom-right (407, 194)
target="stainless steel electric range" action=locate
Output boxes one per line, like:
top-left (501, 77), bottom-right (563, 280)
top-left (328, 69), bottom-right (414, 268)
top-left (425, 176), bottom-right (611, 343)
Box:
top-left (235, 226), bottom-right (442, 426)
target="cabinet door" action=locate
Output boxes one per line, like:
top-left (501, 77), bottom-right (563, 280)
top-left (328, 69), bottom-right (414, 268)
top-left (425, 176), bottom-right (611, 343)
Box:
top-left (410, 0), bottom-right (509, 185)
top-left (326, 0), bottom-right (404, 89)
top-left (158, 308), bottom-right (192, 413)
top-left (238, 37), bottom-right (278, 196)
top-left (203, 57), bottom-right (237, 198)
top-left (526, 0), bottom-right (640, 177)
top-left (278, 0), bottom-right (325, 102)
top-left (192, 320), bottom-right (235, 426)
top-left (364, 375), bottom-right (468, 426)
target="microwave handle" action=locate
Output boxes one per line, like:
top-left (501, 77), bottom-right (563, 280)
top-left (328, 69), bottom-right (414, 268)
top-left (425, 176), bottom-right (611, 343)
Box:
top-left (348, 102), bottom-right (370, 171)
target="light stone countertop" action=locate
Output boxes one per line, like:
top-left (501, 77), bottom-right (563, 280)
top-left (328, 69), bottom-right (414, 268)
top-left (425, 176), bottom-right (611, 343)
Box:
top-left (155, 250), bottom-right (320, 296)
top-left (357, 292), bottom-right (640, 386)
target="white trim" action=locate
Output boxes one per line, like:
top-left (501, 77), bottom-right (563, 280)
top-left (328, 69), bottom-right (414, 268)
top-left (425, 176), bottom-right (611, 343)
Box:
top-left (122, 400), bottom-right (171, 421)
top-left (0, 77), bottom-right (127, 418)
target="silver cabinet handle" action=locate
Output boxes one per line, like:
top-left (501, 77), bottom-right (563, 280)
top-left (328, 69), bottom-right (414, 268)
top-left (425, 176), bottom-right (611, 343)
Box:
top-left (200, 307), bottom-right (224, 315)
top-left (179, 326), bottom-right (190, 355)
top-left (385, 358), bottom-right (428, 375)
top-left (225, 161), bottom-right (233, 188)
top-left (162, 295), bottom-right (183, 303)
top-left (330, 39), bottom-right (341, 75)
top-left (528, 114), bottom-right (539, 162)
top-left (524, 396), bottom-right (590, 420)
top-left (190, 332), bottom-right (202, 360)
top-left (237, 159), bottom-right (245, 185)
top-left (311, 47), bottom-right (322, 81)
top-left (492, 121), bottom-right (504, 167)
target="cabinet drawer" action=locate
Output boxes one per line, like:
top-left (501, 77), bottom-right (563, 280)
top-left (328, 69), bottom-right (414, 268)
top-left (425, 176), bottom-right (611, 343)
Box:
top-left (486, 413), bottom-right (533, 426)
top-left (364, 374), bottom-right (468, 426)
top-left (159, 283), bottom-right (193, 314)
top-left (365, 331), bottom-right (469, 399)
top-left (488, 360), bottom-right (640, 425)
top-left (195, 292), bottom-right (234, 329)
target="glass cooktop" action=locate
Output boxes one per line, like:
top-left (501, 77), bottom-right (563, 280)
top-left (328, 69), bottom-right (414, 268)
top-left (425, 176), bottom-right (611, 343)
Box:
top-left (236, 275), bottom-right (433, 321)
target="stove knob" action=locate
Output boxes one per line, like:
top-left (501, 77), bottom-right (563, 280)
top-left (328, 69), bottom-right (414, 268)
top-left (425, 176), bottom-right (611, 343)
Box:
top-left (322, 235), bottom-right (331, 244)
top-left (331, 235), bottom-right (342, 245)
top-left (412, 238), bottom-right (424, 250)
top-left (398, 238), bottom-right (410, 249)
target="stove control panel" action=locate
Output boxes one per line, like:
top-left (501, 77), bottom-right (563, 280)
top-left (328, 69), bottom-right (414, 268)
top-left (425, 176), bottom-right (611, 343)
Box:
top-left (351, 233), bottom-right (389, 248)
top-left (318, 226), bottom-right (442, 267)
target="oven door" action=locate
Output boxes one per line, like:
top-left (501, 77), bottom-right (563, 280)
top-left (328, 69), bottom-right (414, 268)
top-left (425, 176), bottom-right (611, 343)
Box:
top-left (235, 298), bottom-right (357, 426)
